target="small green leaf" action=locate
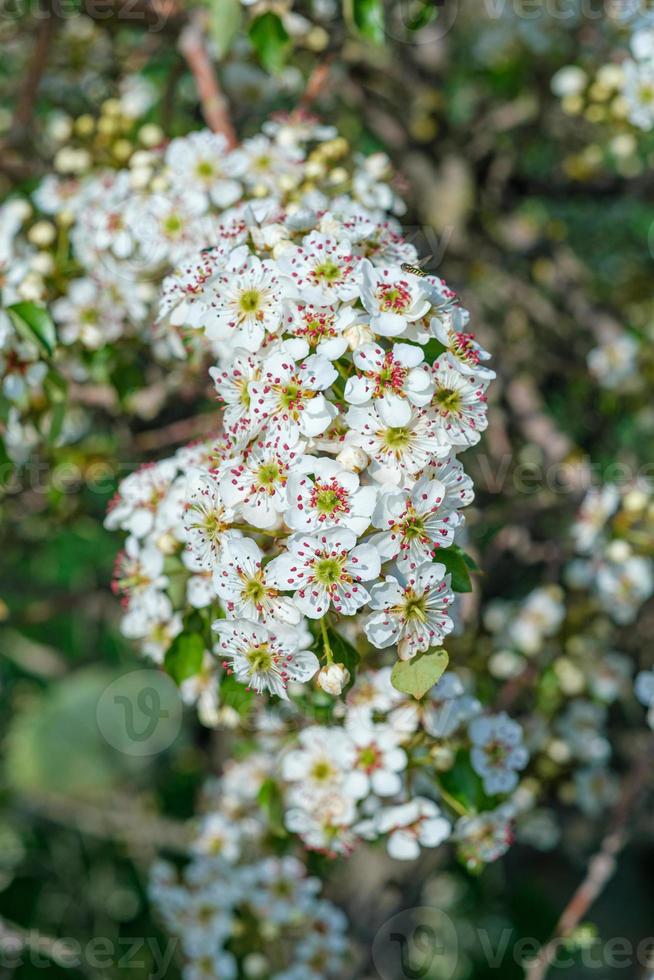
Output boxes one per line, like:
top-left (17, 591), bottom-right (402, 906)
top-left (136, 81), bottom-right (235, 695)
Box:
top-left (438, 546), bottom-right (473, 593)
top-left (421, 337), bottom-right (447, 364)
top-left (164, 632), bottom-right (204, 684)
top-left (219, 672), bottom-right (253, 715)
top-left (327, 626), bottom-right (359, 677)
top-left (440, 749), bottom-right (488, 812)
top-left (249, 12), bottom-right (290, 74)
top-left (351, 0), bottom-right (385, 42)
top-left (257, 778), bottom-right (285, 835)
top-left (48, 400), bottom-right (66, 445)
top-left (406, 0), bottom-right (437, 31)
top-left (462, 550), bottom-right (480, 573)
top-left (0, 434), bottom-right (14, 487)
top-left (391, 648), bottom-right (449, 699)
top-left (7, 302), bottom-right (57, 356)
top-left (207, 0), bottom-right (242, 57)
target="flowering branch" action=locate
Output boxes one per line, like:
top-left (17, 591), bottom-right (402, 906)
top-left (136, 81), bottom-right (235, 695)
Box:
top-left (178, 14), bottom-right (237, 149)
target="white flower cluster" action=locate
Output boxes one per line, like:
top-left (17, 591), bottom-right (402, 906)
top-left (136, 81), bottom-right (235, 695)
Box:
top-left (107, 183), bottom-right (494, 701)
top-left (0, 116), bottom-right (405, 459)
top-left (587, 332), bottom-right (639, 390)
top-left (622, 21), bottom-right (654, 129)
top-left (38, 119), bottom-right (403, 355)
top-left (551, 22), bottom-right (654, 133)
top-left (151, 813), bottom-right (350, 980)
top-left (103, 132), bottom-right (529, 870)
top-left (568, 482), bottom-right (654, 624)
top-left (148, 663), bottom-right (524, 875)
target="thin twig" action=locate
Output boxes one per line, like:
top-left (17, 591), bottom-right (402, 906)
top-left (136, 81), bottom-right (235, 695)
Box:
top-left (179, 14), bottom-right (237, 148)
top-left (504, 375), bottom-right (592, 494)
top-left (300, 58), bottom-right (334, 109)
top-left (525, 739), bottom-right (654, 980)
top-left (11, 0), bottom-right (58, 143)
top-left (134, 412), bottom-right (220, 452)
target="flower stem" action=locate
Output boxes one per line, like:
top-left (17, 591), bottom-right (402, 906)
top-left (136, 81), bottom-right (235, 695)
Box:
top-left (437, 783), bottom-right (470, 818)
top-left (320, 616), bottom-right (333, 664)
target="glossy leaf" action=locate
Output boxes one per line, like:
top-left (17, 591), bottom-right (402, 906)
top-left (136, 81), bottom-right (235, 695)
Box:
top-left (249, 13), bottom-right (290, 74)
top-left (207, 0), bottom-right (242, 58)
top-left (351, 0), bottom-right (385, 42)
top-left (164, 631), bottom-right (204, 684)
top-left (7, 302), bottom-right (57, 357)
top-left (439, 545), bottom-right (474, 593)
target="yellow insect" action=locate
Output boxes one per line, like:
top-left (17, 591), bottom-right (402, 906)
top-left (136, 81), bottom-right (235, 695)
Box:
top-left (401, 262), bottom-right (428, 277)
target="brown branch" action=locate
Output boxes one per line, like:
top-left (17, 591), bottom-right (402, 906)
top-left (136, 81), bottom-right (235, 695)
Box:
top-left (525, 739), bottom-right (654, 980)
top-left (134, 411), bottom-right (220, 452)
top-left (11, 1), bottom-right (59, 144)
top-left (300, 58), bottom-right (334, 109)
top-left (179, 14), bottom-right (237, 148)
top-left (504, 375), bottom-right (592, 494)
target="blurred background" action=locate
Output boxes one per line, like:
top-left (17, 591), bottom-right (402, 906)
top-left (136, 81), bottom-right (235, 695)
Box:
top-left (1, 1), bottom-right (654, 977)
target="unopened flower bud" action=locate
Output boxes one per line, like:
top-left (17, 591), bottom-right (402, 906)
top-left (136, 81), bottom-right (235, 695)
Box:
top-left (113, 139), bottom-right (133, 162)
top-left (344, 321), bottom-right (374, 350)
top-left (606, 539), bottom-right (631, 563)
top-left (31, 252), bottom-right (54, 275)
top-left (139, 123), bottom-right (164, 148)
top-left (317, 663), bottom-right (350, 696)
top-left (243, 953), bottom-right (268, 978)
top-left (27, 220), bottom-right (56, 247)
top-left (336, 445), bottom-right (369, 473)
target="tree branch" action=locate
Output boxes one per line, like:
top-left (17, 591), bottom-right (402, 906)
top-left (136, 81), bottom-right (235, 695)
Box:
top-left (10, 0), bottom-right (58, 144)
top-left (525, 738), bottom-right (654, 980)
top-left (178, 14), bottom-right (237, 148)
top-left (134, 411), bottom-right (220, 452)
top-left (300, 58), bottom-right (334, 109)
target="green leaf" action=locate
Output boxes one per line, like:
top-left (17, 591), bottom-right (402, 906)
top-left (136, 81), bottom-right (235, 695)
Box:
top-left (391, 648), bottom-right (449, 699)
top-left (327, 626), bottom-right (360, 675)
top-left (462, 550), bottom-right (480, 573)
top-left (249, 12), bottom-right (290, 74)
top-left (164, 632), bottom-right (204, 684)
top-left (257, 778), bottom-right (285, 835)
top-left (439, 749), bottom-right (488, 812)
top-left (219, 672), bottom-right (253, 715)
top-left (405, 0), bottom-right (437, 31)
top-left (0, 434), bottom-right (14, 487)
top-left (48, 400), bottom-right (66, 445)
top-left (351, 0), bottom-right (385, 43)
top-left (438, 545), bottom-right (473, 593)
top-left (207, 0), bottom-right (242, 58)
top-left (43, 370), bottom-right (68, 445)
top-left (421, 337), bottom-right (447, 365)
top-left (7, 302), bottom-right (57, 356)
